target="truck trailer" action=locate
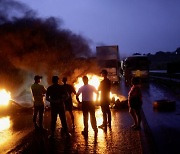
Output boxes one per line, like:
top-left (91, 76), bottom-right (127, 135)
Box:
top-left (96, 45), bottom-right (120, 83)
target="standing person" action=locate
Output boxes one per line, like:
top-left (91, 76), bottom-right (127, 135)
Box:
top-left (128, 77), bottom-right (143, 130)
top-left (62, 77), bottom-right (76, 129)
top-left (31, 75), bottom-right (47, 130)
top-left (98, 70), bottom-right (111, 130)
top-left (76, 76), bottom-right (98, 136)
top-left (46, 76), bottom-right (70, 138)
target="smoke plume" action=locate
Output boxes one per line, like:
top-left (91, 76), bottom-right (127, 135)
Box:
top-left (0, 0), bottom-right (100, 100)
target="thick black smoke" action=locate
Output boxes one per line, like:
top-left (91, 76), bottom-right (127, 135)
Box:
top-left (0, 0), bottom-right (100, 98)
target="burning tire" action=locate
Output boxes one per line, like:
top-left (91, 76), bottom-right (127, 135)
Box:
top-left (153, 99), bottom-right (176, 111)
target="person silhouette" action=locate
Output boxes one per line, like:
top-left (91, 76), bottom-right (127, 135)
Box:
top-left (62, 77), bottom-right (76, 129)
top-left (98, 70), bottom-right (111, 130)
top-left (128, 77), bottom-right (143, 130)
top-left (46, 76), bottom-right (70, 138)
top-left (76, 76), bottom-right (99, 136)
top-left (31, 75), bottom-right (46, 130)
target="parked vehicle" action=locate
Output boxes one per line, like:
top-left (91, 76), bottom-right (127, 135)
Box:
top-left (96, 45), bottom-right (120, 83)
top-left (122, 55), bottom-right (150, 85)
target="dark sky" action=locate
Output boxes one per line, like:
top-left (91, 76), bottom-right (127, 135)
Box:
top-left (17, 0), bottom-right (180, 57)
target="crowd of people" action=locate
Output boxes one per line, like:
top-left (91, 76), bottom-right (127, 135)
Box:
top-left (31, 70), bottom-right (143, 139)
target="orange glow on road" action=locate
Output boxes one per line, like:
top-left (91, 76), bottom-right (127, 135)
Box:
top-left (0, 116), bottom-right (11, 148)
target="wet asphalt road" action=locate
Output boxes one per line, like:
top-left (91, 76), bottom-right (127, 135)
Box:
top-left (0, 79), bottom-right (179, 153)
top-left (0, 111), bottom-right (33, 154)
top-left (4, 107), bottom-right (144, 154)
top-left (141, 81), bottom-right (180, 154)
top-left (119, 79), bottom-right (180, 154)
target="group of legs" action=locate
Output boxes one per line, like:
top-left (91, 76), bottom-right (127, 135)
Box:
top-left (33, 105), bottom-right (44, 129)
top-left (81, 102), bottom-right (112, 137)
top-left (33, 103), bottom-right (111, 138)
top-left (129, 108), bottom-right (141, 130)
top-left (98, 104), bottom-right (111, 130)
top-left (32, 103), bottom-right (73, 138)
top-left (33, 102), bottom-right (141, 140)
top-left (50, 104), bottom-right (72, 138)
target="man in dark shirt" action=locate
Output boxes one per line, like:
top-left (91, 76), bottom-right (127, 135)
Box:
top-left (46, 76), bottom-right (70, 138)
top-left (98, 70), bottom-right (112, 130)
top-left (62, 77), bottom-right (76, 129)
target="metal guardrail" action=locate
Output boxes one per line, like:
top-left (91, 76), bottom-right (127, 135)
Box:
top-left (149, 71), bottom-right (180, 83)
top-left (150, 75), bottom-right (180, 83)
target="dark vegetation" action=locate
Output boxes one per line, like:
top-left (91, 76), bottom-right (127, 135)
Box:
top-left (146, 48), bottom-right (180, 70)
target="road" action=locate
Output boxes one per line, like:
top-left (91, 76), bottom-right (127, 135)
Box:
top-left (1, 107), bottom-right (145, 154)
top-left (0, 79), bottom-right (179, 153)
top-left (0, 111), bottom-right (33, 153)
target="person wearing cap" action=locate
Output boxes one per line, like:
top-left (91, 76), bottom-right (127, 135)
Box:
top-left (62, 77), bottom-right (76, 129)
top-left (98, 70), bottom-right (112, 130)
top-left (46, 76), bottom-right (70, 138)
top-left (76, 76), bottom-right (99, 137)
top-left (31, 75), bottom-right (47, 130)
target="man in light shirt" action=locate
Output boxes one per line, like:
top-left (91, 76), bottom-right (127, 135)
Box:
top-left (76, 76), bottom-right (99, 136)
top-left (31, 75), bottom-right (46, 130)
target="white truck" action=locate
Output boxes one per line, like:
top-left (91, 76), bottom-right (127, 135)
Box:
top-left (96, 45), bottom-right (120, 83)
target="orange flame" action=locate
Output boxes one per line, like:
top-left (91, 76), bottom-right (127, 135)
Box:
top-left (74, 74), bottom-right (102, 102)
top-left (73, 74), bottom-right (126, 104)
top-left (0, 89), bottom-right (11, 106)
top-left (0, 116), bottom-right (10, 131)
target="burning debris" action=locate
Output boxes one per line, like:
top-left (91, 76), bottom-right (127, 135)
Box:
top-left (0, 89), bottom-right (11, 106)
top-left (0, 88), bottom-right (33, 115)
top-left (73, 74), bottom-right (127, 108)
top-left (0, 116), bottom-right (10, 132)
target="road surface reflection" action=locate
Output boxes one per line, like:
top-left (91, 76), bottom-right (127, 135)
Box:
top-left (3, 80), bottom-right (178, 153)
top-left (0, 116), bottom-right (11, 145)
top-left (0, 113), bottom-right (33, 153)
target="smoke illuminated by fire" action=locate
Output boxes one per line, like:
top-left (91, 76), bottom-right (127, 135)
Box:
top-left (0, 89), bottom-right (11, 106)
top-left (0, 0), bottom-right (97, 97)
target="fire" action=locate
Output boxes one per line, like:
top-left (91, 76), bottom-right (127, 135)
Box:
top-left (0, 116), bottom-right (10, 131)
top-left (74, 74), bottom-right (103, 102)
top-left (0, 89), bottom-right (11, 106)
top-left (73, 74), bottom-right (125, 103)
top-left (74, 74), bottom-right (102, 90)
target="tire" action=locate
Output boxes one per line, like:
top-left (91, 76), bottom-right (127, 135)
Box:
top-left (153, 99), bottom-right (176, 111)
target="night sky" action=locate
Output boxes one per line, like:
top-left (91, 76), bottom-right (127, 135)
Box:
top-left (16, 0), bottom-right (180, 57)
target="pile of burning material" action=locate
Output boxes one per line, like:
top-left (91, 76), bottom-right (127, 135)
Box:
top-left (153, 99), bottom-right (176, 111)
top-left (0, 89), bottom-right (32, 115)
top-left (0, 89), bottom-right (11, 115)
top-left (111, 99), bottom-right (128, 109)
top-left (72, 74), bottom-right (127, 109)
